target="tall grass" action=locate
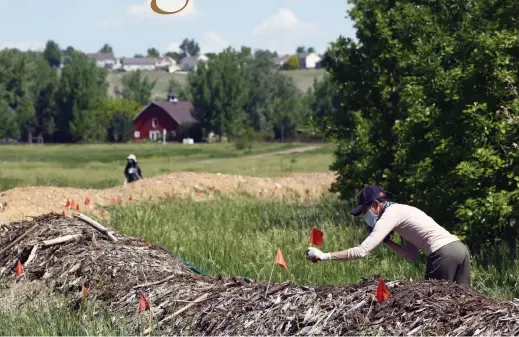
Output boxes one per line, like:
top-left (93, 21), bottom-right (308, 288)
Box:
top-left (0, 283), bottom-right (131, 335)
top-left (107, 195), bottom-right (519, 300)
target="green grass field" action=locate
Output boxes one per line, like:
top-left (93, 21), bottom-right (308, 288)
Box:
top-left (0, 142), bottom-right (332, 191)
top-left (106, 69), bottom-right (325, 99)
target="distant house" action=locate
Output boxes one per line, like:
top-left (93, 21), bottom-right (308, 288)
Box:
top-left (197, 54), bottom-right (209, 62)
top-left (154, 57), bottom-right (179, 72)
top-left (179, 54), bottom-right (209, 72)
top-left (121, 57), bottom-right (157, 71)
top-left (273, 56), bottom-right (289, 69)
top-left (132, 94), bottom-right (198, 142)
top-left (86, 52), bottom-right (118, 70)
top-left (297, 52), bottom-right (321, 69)
top-left (179, 56), bottom-right (198, 71)
top-left (121, 57), bottom-right (178, 72)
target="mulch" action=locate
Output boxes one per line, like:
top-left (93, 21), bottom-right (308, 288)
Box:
top-left (0, 213), bottom-right (518, 336)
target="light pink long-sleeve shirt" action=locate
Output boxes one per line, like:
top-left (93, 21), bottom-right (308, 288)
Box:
top-left (343, 203), bottom-right (459, 260)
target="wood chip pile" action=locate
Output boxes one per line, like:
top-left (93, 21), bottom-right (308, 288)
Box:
top-left (1, 213), bottom-right (518, 336)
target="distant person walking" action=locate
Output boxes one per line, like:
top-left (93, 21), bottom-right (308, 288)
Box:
top-left (306, 185), bottom-right (471, 286)
top-left (124, 154), bottom-right (143, 184)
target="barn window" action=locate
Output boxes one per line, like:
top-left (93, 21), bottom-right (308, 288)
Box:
top-left (152, 118), bottom-right (158, 128)
top-left (134, 131), bottom-right (140, 138)
top-left (171, 131), bottom-right (176, 137)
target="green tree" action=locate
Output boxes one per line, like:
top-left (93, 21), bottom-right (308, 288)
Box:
top-left (243, 50), bottom-right (304, 139)
top-left (179, 38), bottom-right (200, 58)
top-left (54, 51), bottom-right (108, 142)
top-left (0, 94), bottom-right (19, 141)
top-left (188, 48), bottom-right (248, 140)
top-left (0, 49), bottom-right (36, 141)
top-left (120, 70), bottom-right (156, 105)
top-left (320, 0), bottom-right (519, 255)
top-left (43, 40), bottom-right (62, 67)
top-left (296, 46), bottom-right (306, 53)
top-left (269, 72), bottom-right (305, 141)
top-left (99, 44), bottom-right (113, 53)
top-left (146, 48), bottom-right (160, 57)
top-left (308, 75), bottom-right (340, 140)
top-left (103, 98), bottom-right (141, 142)
top-left (28, 55), bottom-right (59, 142)
top-left (282, 55), bottom-right (300, 70)
top-left (164, 51), bottom-right (182, 63)
top-left (307, 47), bottom-right (316, 53)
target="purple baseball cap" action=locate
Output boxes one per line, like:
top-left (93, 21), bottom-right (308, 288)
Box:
top-left (351, 185), bottom-right (388, 216)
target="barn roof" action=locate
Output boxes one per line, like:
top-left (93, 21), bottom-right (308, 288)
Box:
top-left (133, 101), bottom-right (198, 125)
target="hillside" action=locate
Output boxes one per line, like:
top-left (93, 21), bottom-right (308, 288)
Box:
top-left (106, 69), bottom-right (326, 99)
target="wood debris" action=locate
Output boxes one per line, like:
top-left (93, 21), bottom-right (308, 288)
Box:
top-left (0, 213), bottom-right (518, 336)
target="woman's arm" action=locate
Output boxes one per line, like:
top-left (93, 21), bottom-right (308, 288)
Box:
top-left (384, 239), bottom-right (418, 262)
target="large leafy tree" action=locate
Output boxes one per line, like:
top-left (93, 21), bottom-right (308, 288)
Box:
top-left (43, 40), bottom-right (62, 67)
top-left (0, 49), bottom-right (37, 141)
top-left (319, 0), bottom-right (519, 253)
top-left (103, 98), bottom-right (142, 143)
top-left (179, 38), bottom-right (200, 58)
top-left (243, 50), bottom-right (304, 140)
top-left (54, 51), bottom-right (108, 142)
top-left (188, 48), bottom-right (248, 139)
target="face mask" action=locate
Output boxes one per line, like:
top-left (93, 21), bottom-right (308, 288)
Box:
top-left (364, 201), bottom-right (394, 228)
top-left (364, 210), bottom-right (377, 228)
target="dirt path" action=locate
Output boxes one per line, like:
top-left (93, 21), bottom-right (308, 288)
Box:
top-left (0, 171), bottom-right (338, 224)
top-left (191, 144), bottom-right (327, 164)
top-left (243, 144), bottom-right (326, 159)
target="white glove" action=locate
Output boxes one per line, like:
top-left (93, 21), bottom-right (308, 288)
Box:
top-left (306, 247), bottom-right (331, 262)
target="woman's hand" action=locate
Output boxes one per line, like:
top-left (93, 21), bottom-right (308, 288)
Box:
top-left (306, 247), bottom-right (331, 262)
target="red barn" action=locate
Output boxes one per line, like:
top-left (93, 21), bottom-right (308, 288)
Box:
top-left (132, 95), bottom-right (198, 142)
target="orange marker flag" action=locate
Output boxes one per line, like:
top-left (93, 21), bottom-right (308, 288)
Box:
top-left (84, 197), bottom-right (90, 206)
top-left (139, 293), bottom-right (150, 312)
top-left (82, 283), bottom-right (89, 298)
top-left (375, 279), bottom-right (390, 303)
top-left (15, 259), bottom-right (24, 276)
top-left (310, 227), bottom-right (323, 247)
top-left (110, 197), bottom-right (116, 204)
top-left (76, 204), bottom-right (80, 211)
top-left (167, 193), bottom-right (172, 198)
top-left (71, 200), bottom-right (75, 207)
top-left (65, 199), bottom-right (70, 207)
top-left (61, 209), bottom-right (66, 216)
top-left (129, 195), bottom-right (133, 201)
top-left (274, 248), bottom-right (288, 270)
top-left (305, 188), bottom-right (310, 195)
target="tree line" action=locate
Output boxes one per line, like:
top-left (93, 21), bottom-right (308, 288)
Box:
top-left (0, 40), bottom-right (333, 144)
top-left (314, 0), bottom-right (519, 260)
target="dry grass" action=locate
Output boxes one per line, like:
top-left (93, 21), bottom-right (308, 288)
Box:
top-left (106, 69), bottom-right (326, 98)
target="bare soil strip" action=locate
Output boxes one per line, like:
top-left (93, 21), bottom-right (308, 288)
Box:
top-left (0, 172), bottom-right (338, 224)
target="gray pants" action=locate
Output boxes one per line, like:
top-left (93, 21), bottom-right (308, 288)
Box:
top-left (425, 240), bottom-right (471, 286)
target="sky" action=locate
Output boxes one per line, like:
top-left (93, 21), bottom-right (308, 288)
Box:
top-left (0, 0), bottom-right (356, 57)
